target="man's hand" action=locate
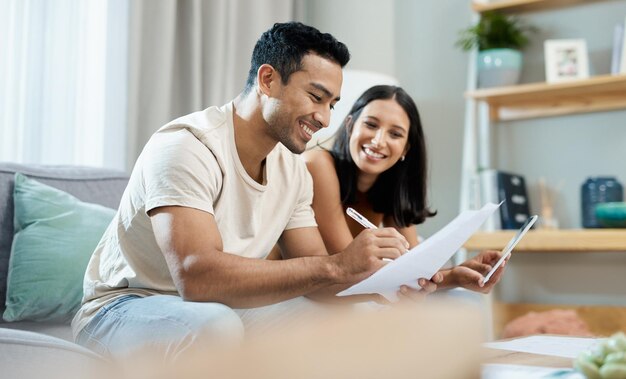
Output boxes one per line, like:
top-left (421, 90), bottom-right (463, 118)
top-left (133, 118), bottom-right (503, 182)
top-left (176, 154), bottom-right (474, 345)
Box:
top-left (446, 250), bottom-right (507, 294)
top-left (332, 227), bottom-right (409, 284)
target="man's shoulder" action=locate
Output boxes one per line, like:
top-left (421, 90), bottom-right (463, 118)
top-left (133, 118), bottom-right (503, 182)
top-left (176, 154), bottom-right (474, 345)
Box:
top-left (160, 105), bottom-right (230, 137)
top-left (147, 105), bottom-right (232, 159)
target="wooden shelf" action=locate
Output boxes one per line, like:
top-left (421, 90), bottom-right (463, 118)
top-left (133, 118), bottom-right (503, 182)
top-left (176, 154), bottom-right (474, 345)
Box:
top-left (465, 74), bottom-right (626, 121)
top-left (464, 229), bottom-right (626, 252)
top-left (472, 0), bottom-right (599, 14)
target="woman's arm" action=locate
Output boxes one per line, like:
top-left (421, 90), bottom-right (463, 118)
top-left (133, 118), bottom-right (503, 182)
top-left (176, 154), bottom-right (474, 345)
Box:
top-left (303, 150), bottom-right (354, 254)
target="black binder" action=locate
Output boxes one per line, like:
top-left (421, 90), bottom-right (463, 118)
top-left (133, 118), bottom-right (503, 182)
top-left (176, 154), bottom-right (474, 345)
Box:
top-left (497, 172), bottom-right (531, 229)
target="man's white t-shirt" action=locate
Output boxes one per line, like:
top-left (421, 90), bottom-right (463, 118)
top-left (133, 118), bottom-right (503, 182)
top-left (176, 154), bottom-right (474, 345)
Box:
top-left (72, 103), bottom-right (317, 337)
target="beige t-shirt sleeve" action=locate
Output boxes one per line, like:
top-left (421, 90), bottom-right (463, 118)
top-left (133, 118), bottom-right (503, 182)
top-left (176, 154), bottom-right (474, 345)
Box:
top-left (142, 131), bottom-right (222, 215)
top-left (284, 164), bottom-right (317, 230)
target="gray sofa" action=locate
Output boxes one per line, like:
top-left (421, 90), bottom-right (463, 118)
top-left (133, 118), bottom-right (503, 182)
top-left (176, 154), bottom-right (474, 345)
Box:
top-left (0, 162), bottom-right (128, 376)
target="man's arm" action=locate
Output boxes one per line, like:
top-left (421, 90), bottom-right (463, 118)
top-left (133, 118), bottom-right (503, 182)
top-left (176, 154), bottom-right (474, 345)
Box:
top-left (149, 206), bottom-right (406, 308)
top-left (276, 226), bottom-right (367, 302)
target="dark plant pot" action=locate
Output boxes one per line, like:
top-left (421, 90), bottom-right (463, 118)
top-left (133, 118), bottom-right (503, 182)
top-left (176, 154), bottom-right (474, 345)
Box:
top-left (477, 48), bottom-right (522, 88)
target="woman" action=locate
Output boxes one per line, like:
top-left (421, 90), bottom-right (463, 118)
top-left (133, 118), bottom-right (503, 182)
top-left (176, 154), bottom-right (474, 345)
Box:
top-left (304, 85), bottom-right (505, 293)
top-left (303, 85), bottom-right (434, 253)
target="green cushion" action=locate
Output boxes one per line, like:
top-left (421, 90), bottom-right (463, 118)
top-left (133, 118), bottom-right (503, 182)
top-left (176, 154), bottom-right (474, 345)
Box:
top-left (3, 173), bottom-right (115, 322)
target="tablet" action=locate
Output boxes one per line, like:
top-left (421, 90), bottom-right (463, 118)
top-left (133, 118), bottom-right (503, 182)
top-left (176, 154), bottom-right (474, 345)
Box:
top-left (483, 215), bottom-right (538, 283)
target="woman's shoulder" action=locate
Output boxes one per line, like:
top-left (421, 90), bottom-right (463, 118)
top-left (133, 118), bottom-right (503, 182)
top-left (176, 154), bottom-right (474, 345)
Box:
top-left (303, 149), bottom-right (335, 170)
top-left (303, 149), bottom-right (340, 187)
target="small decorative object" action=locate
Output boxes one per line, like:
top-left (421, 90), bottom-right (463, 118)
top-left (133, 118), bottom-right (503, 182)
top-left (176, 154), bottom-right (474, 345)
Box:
top-left (537, 177), bottom-right (560, 230)
top-left (619, 15), bottom-right (626, 74)
top-left (574, 332), bottom-right (626, 379)
top-left (544, 39), bottom-right (590, 83)
top-left (456, 11), bottom-right (536, 88)
top-left (581, 177), bottom-right (624, 228)
top-left (595, 202), bottom-right (626, 228)
top-left (610, 22), bottom-right (623, 74)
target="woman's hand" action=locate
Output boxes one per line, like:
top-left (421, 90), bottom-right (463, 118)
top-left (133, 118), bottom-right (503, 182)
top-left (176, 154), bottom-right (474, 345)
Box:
top-left (446, 250), bottom-right (508, 294)
top-left (363, 272), bottom-right (444, 305)
top-left (395, 272), bottom-right (444, 302)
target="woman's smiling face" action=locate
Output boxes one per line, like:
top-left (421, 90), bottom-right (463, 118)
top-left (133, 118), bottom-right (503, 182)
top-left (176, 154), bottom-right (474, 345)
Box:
top-left (348, 98), bottom-right (410, 178)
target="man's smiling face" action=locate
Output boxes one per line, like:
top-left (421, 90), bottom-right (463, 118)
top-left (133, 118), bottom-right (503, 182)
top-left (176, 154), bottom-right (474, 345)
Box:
top-left (263, 53), bottom-right (342, 154)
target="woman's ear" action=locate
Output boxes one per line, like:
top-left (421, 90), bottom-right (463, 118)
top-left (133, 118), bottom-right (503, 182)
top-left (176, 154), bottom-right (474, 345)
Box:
top-left (403, 143), bottom-right (411, 158)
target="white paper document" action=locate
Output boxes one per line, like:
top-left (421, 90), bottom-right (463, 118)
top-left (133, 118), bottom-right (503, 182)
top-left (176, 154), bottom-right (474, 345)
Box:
top-left (482, 364), bottom-right (584, 379)
top-left (336, 202), bottom-right (500, 301)
top-left (484, 335), bottom-right (601, 359)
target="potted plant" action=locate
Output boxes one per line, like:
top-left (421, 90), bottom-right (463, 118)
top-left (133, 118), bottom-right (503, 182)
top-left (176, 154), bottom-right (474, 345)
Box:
top-left (456, 11), bottom-right (536, 88)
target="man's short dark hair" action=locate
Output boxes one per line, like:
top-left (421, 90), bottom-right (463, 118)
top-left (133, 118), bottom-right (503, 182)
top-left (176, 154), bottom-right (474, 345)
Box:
top-left (244, 22), bottom-right (350, 93)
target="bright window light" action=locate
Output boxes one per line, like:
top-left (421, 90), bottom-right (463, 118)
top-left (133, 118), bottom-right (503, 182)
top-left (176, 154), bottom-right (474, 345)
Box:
top-left (0, 0), bottom-right (127, 168)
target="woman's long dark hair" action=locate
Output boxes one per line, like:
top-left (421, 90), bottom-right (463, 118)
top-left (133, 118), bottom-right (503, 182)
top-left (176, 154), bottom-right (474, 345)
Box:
top-left (330, 85), bottom-right (436, 227)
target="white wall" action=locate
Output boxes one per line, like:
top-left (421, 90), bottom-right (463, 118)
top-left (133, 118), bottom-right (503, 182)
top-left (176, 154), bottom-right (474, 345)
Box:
top-left (302, 0), bottom-right (396, 77)
top-left (394, 0), bottom-right (471, 237)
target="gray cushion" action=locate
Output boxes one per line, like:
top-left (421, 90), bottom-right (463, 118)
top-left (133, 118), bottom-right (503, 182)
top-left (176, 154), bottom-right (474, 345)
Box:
top-left (0, 327), bottom-right (102, 378)
top-left (0, 163), bottom-right (128, 318)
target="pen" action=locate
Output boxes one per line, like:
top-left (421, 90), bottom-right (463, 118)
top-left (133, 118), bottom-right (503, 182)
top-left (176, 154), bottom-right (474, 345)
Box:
top-left (346, 207), bottom-right (378, 229)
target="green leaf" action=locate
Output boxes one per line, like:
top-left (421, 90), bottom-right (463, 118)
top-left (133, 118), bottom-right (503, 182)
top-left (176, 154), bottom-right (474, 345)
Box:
top-left (455, 11), bottom-right (536, 52)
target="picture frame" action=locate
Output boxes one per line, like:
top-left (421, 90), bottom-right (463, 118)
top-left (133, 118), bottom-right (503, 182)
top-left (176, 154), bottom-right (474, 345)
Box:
top-left (544, 39), bottom-right (589, 83)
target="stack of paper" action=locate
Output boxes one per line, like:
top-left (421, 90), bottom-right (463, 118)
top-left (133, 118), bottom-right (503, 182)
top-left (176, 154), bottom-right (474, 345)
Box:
top-left (482, 336), bottom-right (601, 379)
top-left (484, 335), bottom-right (601, 359)
top-left (483, 364), bottom-right (584, 379)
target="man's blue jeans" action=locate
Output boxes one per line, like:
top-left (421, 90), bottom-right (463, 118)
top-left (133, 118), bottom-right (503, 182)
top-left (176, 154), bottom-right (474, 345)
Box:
top-left (76, 294), bottom-right (321, 358)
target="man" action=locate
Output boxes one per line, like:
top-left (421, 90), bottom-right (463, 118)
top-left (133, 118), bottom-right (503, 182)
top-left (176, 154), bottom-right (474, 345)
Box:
top-left (72, 22), bottom-right (505, 357)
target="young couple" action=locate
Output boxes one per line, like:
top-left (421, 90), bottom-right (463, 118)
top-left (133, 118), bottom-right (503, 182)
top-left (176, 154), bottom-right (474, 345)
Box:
top-left (72, 21), bottom-right (506, 357)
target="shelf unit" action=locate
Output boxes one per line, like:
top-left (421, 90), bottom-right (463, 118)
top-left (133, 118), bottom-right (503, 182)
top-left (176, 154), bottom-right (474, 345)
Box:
top-left (462, 0), bottom-right (626, 338)
top-left (462, 6), bottom-right (626, 248)
top-left (465, 74), bottom-right (626, 121)
top-left (465, 229), bottom-right (626, 252)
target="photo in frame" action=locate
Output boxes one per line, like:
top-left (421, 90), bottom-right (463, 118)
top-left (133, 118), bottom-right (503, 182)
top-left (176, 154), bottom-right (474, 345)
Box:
top-left (544, 39), bottom-right (589, 83)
